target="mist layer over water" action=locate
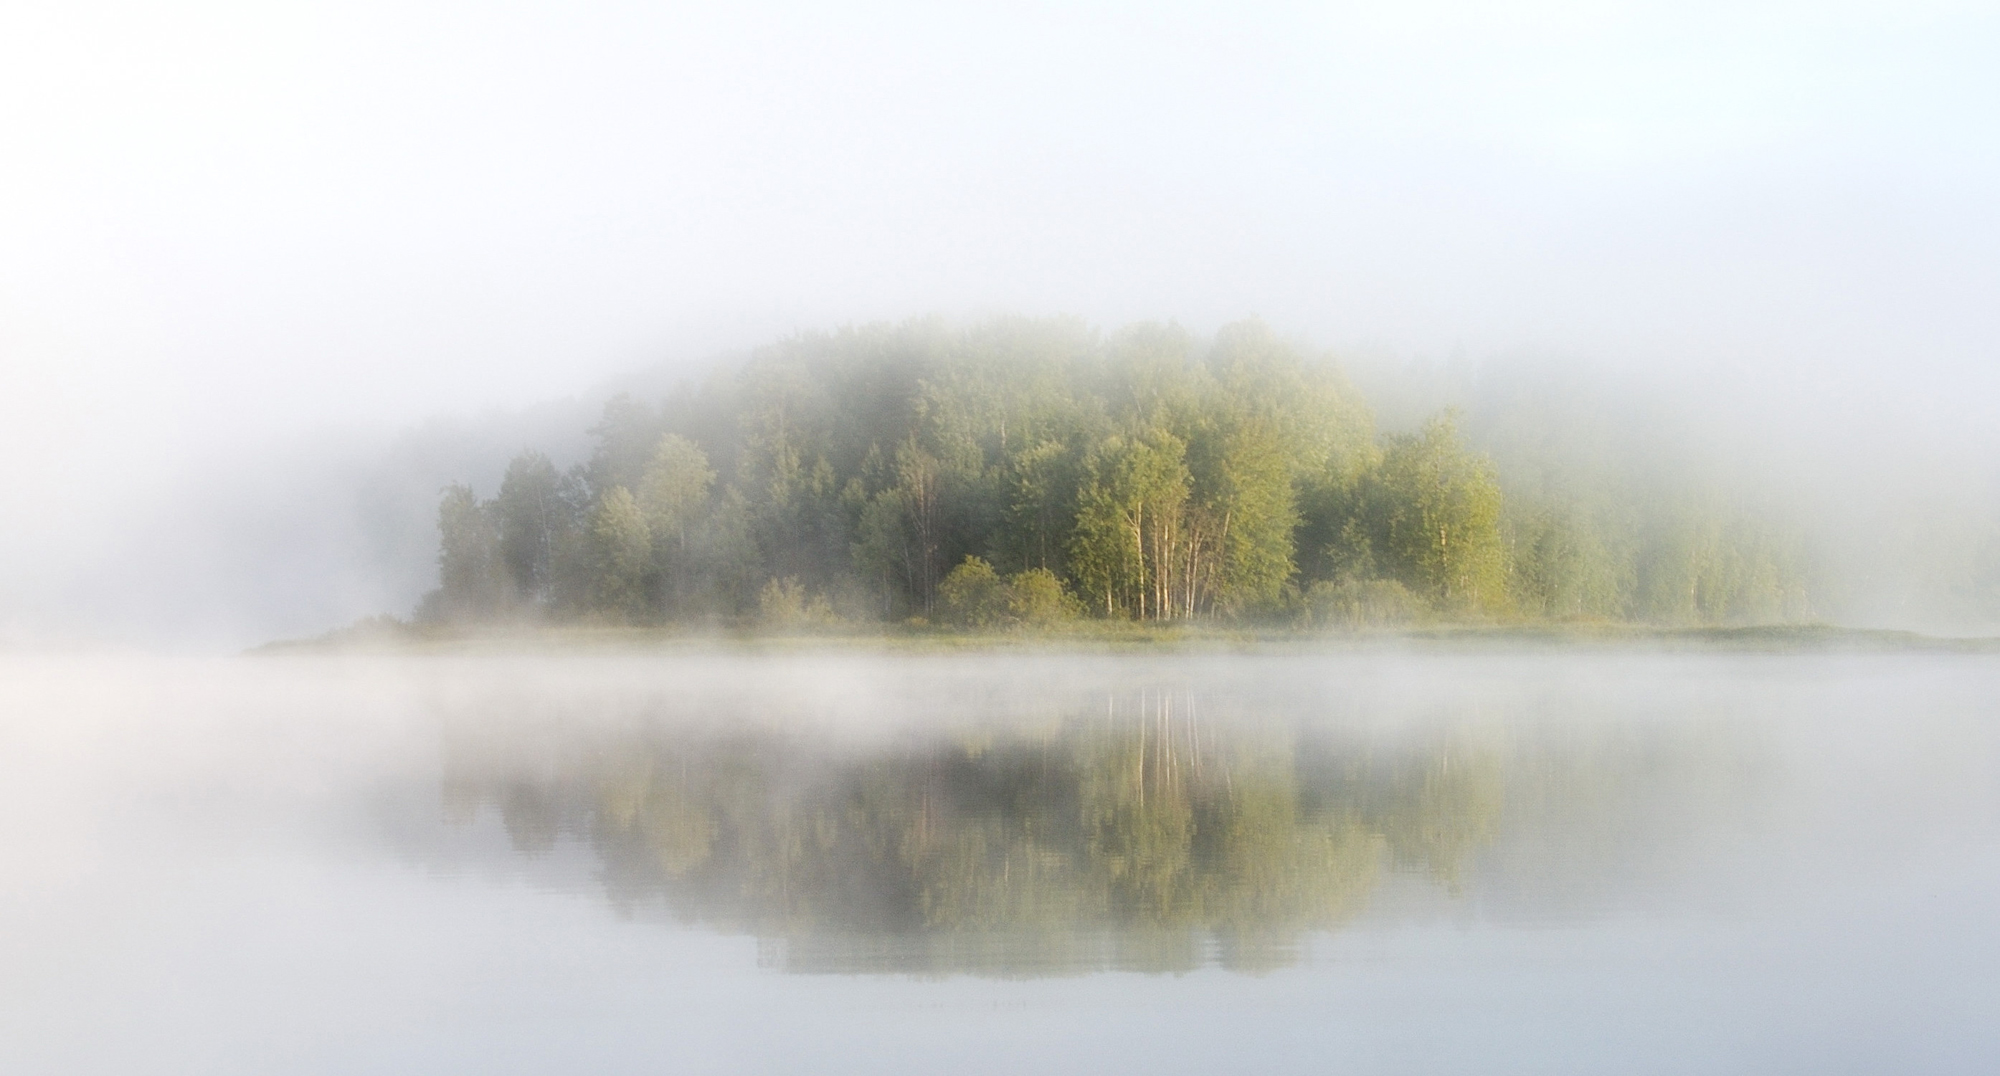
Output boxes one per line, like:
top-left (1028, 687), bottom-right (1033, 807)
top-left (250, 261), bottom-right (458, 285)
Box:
top-left (3, 651), bottom-right (1997, 1073)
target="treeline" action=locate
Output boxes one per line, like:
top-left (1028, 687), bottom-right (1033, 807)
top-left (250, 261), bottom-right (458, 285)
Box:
top-left (420, 317), bottom-right (1811, 629)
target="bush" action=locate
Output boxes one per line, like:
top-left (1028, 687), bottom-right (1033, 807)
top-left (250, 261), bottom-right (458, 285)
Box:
top-left (937, 557), bottom-right (1010, 628)
top-left (1006, 568), bottom-right (1081, 627)
top-left (1299, 577), bottom-right (1422, 630)
top-left (936, 560), bottom-right (1081, 630)
top-left (757, 576), bottom-right (836, 628)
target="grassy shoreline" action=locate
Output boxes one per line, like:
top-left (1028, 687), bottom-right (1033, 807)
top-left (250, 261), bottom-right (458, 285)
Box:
top-left (250, 618), bottom-right (2000, 656)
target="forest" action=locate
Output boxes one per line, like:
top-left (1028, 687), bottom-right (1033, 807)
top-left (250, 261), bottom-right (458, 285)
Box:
top-left (420, 317), bottom-right (1814, 631)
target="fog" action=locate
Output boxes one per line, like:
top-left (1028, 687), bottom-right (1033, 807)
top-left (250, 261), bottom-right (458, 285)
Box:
top-left (4, 1), bottom-right (1999, 644)
top-left (8, 13), bottom-right (2000, 1067)
top-left (5, 651), bottom-right (1999, 1072)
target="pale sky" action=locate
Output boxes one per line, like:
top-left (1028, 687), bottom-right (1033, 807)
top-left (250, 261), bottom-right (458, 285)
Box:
top-left (4, 1), bottom-right (1997, 638)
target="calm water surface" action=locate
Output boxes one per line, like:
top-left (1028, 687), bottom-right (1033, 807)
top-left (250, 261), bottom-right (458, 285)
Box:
top-left (3, 650), bottom-right (1997, 1073)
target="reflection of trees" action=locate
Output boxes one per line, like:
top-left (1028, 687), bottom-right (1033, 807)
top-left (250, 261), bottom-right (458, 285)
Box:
top-left (441, 697), bottom-right (1505, 975)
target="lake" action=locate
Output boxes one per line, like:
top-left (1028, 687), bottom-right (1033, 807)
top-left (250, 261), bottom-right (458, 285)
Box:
top-left (3, 649), bottom-right (1997, 1073)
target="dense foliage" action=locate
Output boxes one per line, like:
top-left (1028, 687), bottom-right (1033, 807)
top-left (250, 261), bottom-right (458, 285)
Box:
top-left (420, 317), bottom-right (1811, 629)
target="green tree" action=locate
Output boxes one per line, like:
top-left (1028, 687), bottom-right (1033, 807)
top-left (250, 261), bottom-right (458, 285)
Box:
top-left (851, 486), bottom-right (915, 619)
top-left (894, 437), bottom-right (946, 614)
top-left (493, 451), bottom-right (576, 606)
top-left (1006, 568), bottom-right (1081, 626)
top-left (429, 483), bottom-right (509, 620)
top-left (1069, 438), bottom-right (1145, 618)
top-left (937, 556), bottom-right (1009, 628)
top-left (756, 575), bottom-right (833, 628)
top-left (1189, 417), bottom-right (1297, 614)
top-left (1006, 439), bottom-right (1078, 574)
top-left (1068, 432), bottom-right (1194, 619)
top-left (696, 488), bottom-right (760, 616)
top-left (591, 486), bottom-right (653, 619)
top-left (638, 433), bottom-right (716, 614)
top-left (1507, 499), bottom-right (1626, 619)
top-left (586, 393), bottom-right (664, 497)
top-left (638, 434), bottom-right (715, 550)
top-left (1372, 413), bottom-right (1508, 613)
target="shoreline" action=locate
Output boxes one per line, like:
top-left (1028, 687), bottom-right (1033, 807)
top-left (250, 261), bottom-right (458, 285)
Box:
top-left (248, 621), bottom-right (2000, 657)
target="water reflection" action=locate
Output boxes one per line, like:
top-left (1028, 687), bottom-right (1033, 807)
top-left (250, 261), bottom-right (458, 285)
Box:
top-left (10, 655), bottom-right (1998, 1073)
top-left (432, 686), bottom-right (1582, 975)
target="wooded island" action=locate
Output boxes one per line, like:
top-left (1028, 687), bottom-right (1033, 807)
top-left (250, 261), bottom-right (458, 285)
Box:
top-left (421, 318), bottom-right (1809, 631)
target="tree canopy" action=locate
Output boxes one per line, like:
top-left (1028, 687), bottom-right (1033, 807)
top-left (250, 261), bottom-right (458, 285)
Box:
top-left (419, 317), bottom-right (1813, 629)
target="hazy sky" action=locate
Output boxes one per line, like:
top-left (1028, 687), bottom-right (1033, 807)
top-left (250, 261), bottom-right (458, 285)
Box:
top-left (4, 1), bottom-right (1997, 637)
